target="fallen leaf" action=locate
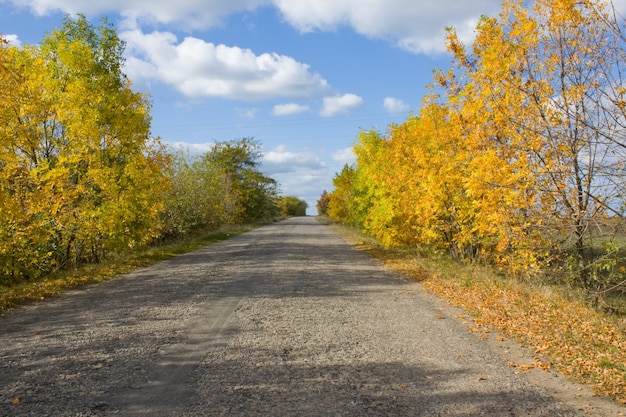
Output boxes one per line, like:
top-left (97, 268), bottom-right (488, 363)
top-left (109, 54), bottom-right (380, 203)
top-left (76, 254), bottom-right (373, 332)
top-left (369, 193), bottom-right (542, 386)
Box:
top-left (12, 397), bottom-right (20, 405)
top-left (477, 375), bottom-right (489, 381)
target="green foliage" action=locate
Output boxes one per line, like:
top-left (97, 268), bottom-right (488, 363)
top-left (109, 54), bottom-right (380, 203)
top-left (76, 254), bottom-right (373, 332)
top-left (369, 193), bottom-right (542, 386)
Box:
top-left (160, 148), bottom-right (228, 239)
top-left (278, 196), bottom-right (308, 217)
top-left (203, 138), bottom-right (278, 224)
top-left (160, 138), bottom-right (279, 241)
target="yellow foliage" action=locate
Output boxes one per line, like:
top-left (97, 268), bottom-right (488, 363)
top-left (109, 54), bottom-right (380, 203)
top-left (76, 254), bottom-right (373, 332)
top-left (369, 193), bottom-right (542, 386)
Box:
top-left (328, 0), bottom-right (626, 283)
top-left (0, 17), bottom-right (170, 282)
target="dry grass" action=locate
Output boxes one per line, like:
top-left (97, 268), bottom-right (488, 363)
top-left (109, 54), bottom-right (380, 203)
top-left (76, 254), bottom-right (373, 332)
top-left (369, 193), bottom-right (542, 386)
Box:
top-left (330, 222), bottom-right (626, 405)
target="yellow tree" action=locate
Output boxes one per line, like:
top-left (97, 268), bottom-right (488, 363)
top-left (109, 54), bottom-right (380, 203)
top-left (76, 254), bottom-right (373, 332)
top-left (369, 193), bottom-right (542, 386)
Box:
top-left (327, 164), bottom-right (364, 227)
top-left (0, 16), bottom-right (169, 281)
top-left (363, 100), bottom-right (470, 255)
top-left (445, 0), bottom-right (626, 282)
top-left (443, 13), bottom-right (550, 272)
top-left (352, 129), bottom-right (399, 245)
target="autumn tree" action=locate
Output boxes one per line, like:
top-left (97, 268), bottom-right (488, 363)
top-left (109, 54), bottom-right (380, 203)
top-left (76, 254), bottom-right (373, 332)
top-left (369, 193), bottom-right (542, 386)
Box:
top-left (316, 190), bottom-right (330, 215)
top-left (326, 0), bottom-right (626, 296)
top-left (202, 138), bottom-right (278, 224)
top-left (0, 16), bottom-right (169, 282)
top-left (160, 148), bottom-right (229, 239)
top-left (444, 0), bottom-right (626, 285)
top-left (327, 164), bottom-right (365, 227)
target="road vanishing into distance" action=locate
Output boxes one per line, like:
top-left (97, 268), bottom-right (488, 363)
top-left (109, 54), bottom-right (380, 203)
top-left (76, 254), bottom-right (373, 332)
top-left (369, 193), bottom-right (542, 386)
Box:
top-left (1, 217), bottom-right (622, 416)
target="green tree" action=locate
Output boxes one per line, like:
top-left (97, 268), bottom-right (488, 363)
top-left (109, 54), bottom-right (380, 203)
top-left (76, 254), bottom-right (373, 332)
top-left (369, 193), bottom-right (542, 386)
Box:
top-left (278, 196), bottom-right (308, 217)
top-left (203, 138), bottom-right (278, 224)
top-left (160, 148), bottom-right (228, 239)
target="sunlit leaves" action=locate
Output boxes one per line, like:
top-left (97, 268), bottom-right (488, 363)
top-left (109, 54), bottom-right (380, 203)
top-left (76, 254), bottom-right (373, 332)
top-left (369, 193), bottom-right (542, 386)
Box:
top-left (328, 0), bottom-right (626, 283)
top-left (0, 16), bottom-right (169, 282)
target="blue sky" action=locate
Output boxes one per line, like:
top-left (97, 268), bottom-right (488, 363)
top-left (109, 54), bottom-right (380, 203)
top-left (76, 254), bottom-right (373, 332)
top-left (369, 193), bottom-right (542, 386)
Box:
top-left (0, 0), bottom-right (505, 214)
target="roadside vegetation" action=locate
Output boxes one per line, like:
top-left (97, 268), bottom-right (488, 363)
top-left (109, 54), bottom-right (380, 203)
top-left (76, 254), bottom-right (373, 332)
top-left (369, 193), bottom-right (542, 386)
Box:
top-left (326, 218), bottom-right (626, 405)
top-left (321, 0), bottom-right (626, 405)
top-left (0, 16), bottom-right (307, 310)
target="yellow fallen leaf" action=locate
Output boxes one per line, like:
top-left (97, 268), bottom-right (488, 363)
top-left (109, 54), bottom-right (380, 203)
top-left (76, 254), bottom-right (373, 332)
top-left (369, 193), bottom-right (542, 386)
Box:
top-left (12, 397), bottom-right (20, 405)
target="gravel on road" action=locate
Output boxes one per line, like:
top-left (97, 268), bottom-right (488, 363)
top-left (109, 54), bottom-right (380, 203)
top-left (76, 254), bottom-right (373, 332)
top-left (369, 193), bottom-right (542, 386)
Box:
top-left (0, 217), bottom-right (623, 416)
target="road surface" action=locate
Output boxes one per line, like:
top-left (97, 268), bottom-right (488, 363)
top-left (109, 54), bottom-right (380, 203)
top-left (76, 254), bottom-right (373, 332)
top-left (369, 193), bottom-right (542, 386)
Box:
top-left (0, 217), bottom-right (621, 416)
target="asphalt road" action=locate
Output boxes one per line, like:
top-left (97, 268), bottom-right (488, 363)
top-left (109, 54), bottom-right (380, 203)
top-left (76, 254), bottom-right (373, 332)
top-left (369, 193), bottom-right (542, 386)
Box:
top-left (0, 217), bottom-right (621, 416)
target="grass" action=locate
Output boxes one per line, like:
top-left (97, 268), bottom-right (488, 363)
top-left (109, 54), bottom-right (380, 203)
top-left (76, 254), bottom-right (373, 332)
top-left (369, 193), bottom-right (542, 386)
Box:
top-left (329, 221), bottom-right (626, 405)
top-left (0, 225), bottom-right (256, 312)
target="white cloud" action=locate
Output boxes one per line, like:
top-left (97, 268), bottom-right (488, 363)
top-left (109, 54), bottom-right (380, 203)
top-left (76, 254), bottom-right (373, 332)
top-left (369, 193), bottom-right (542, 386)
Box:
top-left (320, 93), bottom-right (363, 117)
top-left (272, 103), bottom-right (310, 116)
top-left (121, 27), bottom-right (330, 101)
top-left (236, 107), bottom-right (259, 118)
top-left (13, 0), bottom-right (267, 30)
top-left (3, 34), bottom-right (22, 47)
top-left (261, 145), bottom-right (331, 213)
top-left (164, 141), bottom-right (215, 154)
top-left (383, 97), bottom-right (410, 114)
top-left (11, 0), bottom-right (501, 55)
top-left (262, 145), bottom-right (323, 169)
top-left (332, 147), bottom-right (356, 165)
top-left (272, 0), bottom-right (501, 54)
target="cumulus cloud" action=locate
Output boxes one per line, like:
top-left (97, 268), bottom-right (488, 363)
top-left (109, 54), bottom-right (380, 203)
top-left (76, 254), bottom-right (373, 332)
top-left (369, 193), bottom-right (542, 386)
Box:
top-left (121, 27), bottom-right (330, 101)
top-left (262, 145), bottom-right (323, 170)
top-left (11, 0), bottom-right (501, 55)
top-left (332, 147), bottom-right (356, 165)
top-left (3, 34), bottom-right (22, 47)
top-left (261, 145), bottom-right (331, 214)
top-left (12, 0), bottom-right (266, 30)
top-left (320, 93), bottom-right (363, 117)
top-left (272, 0), bottom-right (501, 54)
top-left (164, 141), bottom-right (214, 154)
top-left (272, 103), bottom-right (310, 116)
top-left (383, 97), bottom-right (410, 114)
